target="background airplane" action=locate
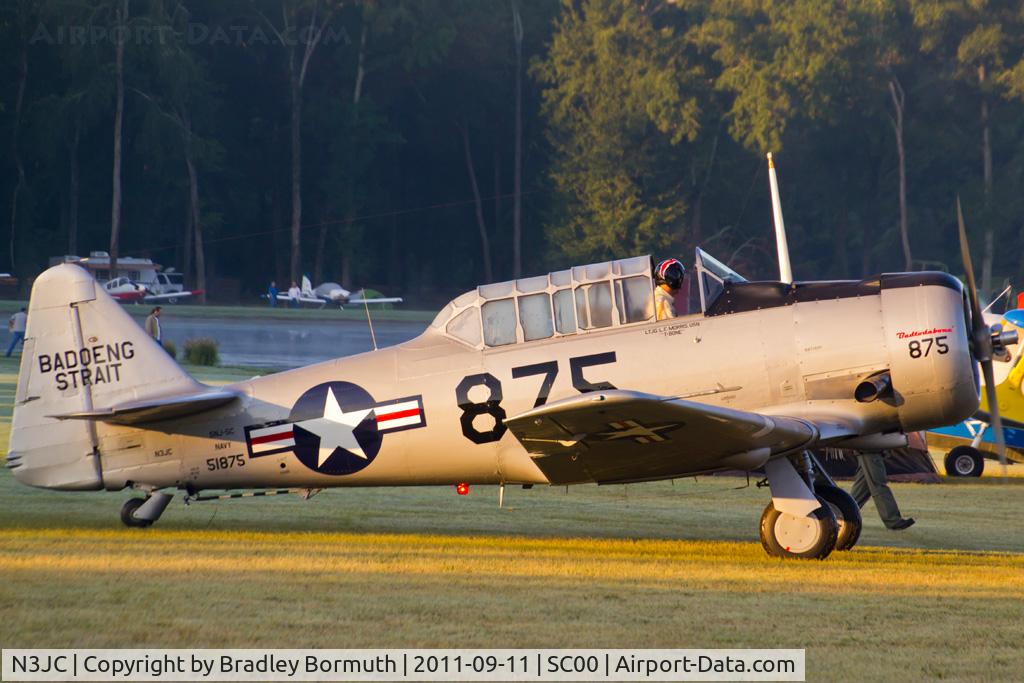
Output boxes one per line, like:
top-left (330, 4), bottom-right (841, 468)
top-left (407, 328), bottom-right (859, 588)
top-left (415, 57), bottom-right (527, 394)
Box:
top-left (102, 277), bottom-right (203, 305)
top-left (928, 306), bottom-right (1024, 475)
top-left (274, 276), bottom-right (402, 308)
top-left (101, 277), bottom-right (147, 303)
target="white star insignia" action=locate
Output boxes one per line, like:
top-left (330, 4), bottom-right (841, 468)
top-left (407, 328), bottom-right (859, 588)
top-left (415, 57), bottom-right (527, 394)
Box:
top-left (295, 387), bottom-right (374, 466)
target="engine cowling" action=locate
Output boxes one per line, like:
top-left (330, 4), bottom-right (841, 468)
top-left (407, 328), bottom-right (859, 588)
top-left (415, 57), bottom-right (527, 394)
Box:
top-left (880, 273), bottom-right (979, 432)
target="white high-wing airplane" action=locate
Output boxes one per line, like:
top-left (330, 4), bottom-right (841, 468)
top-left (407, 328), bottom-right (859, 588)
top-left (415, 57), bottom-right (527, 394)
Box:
top-left (276, 276), bottom-right (402, 308)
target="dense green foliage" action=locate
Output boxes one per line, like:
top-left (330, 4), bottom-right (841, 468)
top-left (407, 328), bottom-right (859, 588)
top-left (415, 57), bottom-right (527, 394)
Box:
top-left (534, 0), bottom-right (701, 262)
top-left (183, 336), bottom-right (219, 365)
top-left (2, 0), bottom-right (1024, 306)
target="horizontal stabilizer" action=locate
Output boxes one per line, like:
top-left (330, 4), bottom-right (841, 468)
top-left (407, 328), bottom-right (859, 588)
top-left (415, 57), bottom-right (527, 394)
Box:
top-left (48, 387), bottom-right (241, 425)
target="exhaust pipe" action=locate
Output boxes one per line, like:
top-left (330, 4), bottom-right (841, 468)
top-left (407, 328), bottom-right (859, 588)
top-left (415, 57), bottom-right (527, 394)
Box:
top-left (855, 373), bottom-right (892, 403)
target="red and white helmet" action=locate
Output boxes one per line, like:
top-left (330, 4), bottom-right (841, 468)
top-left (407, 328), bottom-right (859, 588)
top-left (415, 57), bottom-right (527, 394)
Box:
top-left (655, 258), bottom-right (685, 290)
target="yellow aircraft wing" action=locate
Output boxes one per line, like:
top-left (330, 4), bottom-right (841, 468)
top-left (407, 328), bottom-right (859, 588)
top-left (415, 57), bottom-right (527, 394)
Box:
top-left (979, 355), bottom-right (1024, 424)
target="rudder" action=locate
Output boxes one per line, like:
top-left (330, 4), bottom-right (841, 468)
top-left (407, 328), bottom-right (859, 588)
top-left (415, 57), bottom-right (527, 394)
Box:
top-left (7, 264), bottom-right (201, 489)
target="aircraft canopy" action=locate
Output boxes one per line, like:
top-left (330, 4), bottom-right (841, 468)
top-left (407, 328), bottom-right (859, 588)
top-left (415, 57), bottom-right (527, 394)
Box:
top-left (694, 247), bottom-right (748, 313)
top-left (432, 255), bottom-right (666, 349)
top-left (431, 249), bottom-right (755, 349)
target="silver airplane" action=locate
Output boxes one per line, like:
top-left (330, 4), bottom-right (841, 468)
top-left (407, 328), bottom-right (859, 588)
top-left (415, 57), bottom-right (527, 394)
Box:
top-left (6, 197), bottom-right (1013, 559)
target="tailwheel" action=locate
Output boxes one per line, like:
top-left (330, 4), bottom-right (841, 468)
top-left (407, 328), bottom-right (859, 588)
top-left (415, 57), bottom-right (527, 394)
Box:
top-left (759, 496), bottom-right (838, 560)
top-left (120, 498), bottom-right (154, 528)
top-left (815, 484), bottom-right (862, 551)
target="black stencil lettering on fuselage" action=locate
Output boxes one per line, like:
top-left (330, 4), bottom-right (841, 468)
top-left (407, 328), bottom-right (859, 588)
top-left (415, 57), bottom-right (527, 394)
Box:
top-left (570, 352), bottom-right (617, 392)
top-left (512, 360), bottom-right (558, 408)
top-left (456, 372), bottom-right (507, 444)
top-left (37, 341), bottom-right (134, 390)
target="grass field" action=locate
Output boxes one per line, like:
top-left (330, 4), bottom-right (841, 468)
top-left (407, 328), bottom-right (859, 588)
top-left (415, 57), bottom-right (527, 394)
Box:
top-left (1, 358), bottom-right (1022, 680)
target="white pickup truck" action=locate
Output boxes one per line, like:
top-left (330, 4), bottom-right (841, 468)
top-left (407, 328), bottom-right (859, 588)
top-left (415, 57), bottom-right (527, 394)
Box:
top-left (149, 271), bottom-right (186, 299)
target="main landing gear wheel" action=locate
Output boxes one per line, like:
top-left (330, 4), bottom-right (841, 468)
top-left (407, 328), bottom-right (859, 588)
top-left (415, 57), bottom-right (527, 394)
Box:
top-left (759, 496), bottom-right (838, 560)
top-left (945, 446), bottom-right (984, 477)
top-left (120, 498), bottom-right (154, 528)
top-left (815, 484), bottom-right (862, 551)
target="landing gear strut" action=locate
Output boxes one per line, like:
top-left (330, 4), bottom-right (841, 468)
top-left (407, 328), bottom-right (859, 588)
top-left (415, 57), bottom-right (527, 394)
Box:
top-left (815, 483), bottom-right (862, 551)
top-left (120, 491), bottom-right (173, 528)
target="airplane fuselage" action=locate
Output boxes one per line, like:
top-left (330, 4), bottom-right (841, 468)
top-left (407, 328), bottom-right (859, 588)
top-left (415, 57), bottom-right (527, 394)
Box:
top-left (85, 273), bottom-right (976, 493)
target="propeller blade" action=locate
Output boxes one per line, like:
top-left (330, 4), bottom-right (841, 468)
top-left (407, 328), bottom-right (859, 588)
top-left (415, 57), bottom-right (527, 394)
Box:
top-left (980, 359), bottom-right (1009, 476)
top-left (957, 196), bottom-right (985, 334)
top-left (959, 196), bottom-right (1007, 476)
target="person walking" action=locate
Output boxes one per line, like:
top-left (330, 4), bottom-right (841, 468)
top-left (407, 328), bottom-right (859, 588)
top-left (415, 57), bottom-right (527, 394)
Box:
top-left (144, 306), bottom-right (163, 345)
top-left (6, 307), bottom-right (27, 357)
top-left (268, 280), bottom-right (278, 307)
top-left (851, 451), bottom-right (915, 530)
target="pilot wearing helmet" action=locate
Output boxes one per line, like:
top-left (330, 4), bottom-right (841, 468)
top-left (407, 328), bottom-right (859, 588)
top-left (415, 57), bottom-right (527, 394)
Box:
top-left (654, 258), bottom-right (685, 320)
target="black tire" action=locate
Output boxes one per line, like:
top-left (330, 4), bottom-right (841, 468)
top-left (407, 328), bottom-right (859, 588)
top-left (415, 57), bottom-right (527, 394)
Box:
top-left (945, 446), bottom-right (985, 477)
top-left (120, 498), bottom-right (153, 528)
top-left (815, 484), bottom-right (862, 551)
top-left (167, 297), bottom-right (179, 304)
top-left (759, 496), bottom-right (839, 560)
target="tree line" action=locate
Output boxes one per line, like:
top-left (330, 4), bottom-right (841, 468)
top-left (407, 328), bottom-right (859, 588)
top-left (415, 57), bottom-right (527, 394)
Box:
top-left (2, 0), bottom-right (1023, 306)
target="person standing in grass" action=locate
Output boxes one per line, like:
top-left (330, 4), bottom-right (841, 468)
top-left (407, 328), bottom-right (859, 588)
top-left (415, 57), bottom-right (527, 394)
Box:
top-left (268, 280), bottom-right (278, 307)
top-left (6, 307), bottom-right (27, 357)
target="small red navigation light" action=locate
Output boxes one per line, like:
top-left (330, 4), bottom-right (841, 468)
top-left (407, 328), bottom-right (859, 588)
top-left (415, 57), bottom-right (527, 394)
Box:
top-left (456, 482), bottom-right (470, 496)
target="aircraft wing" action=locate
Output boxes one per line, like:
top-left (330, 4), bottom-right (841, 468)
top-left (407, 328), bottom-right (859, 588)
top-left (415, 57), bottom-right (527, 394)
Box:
top-left (504, 390), bottom-right (817, 485)
top-left (348, 297), bottom-right (403, 305)
top-left (48, 387), bottom-right (241, 425)
top-left (143, 290), bottom-right (200, 302)
top-left (275, 293), bottom-right (326, 305)
top-left (109, 291), bottom-right (146, 302)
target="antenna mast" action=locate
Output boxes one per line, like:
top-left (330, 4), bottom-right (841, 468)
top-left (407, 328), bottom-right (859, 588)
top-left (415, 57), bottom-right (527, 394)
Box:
top-left (363, 297), bottom-right (378, 351)
top-left (767, 152), bottom-right (793, 284)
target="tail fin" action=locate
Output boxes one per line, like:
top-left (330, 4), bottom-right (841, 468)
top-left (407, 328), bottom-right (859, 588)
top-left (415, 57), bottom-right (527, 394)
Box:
top-left (8, 264), bottom-right (203, 490)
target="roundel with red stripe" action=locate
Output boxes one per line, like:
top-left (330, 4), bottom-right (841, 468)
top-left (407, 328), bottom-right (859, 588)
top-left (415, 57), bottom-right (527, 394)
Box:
top-left (244, 381), bottom-right (426, 476)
